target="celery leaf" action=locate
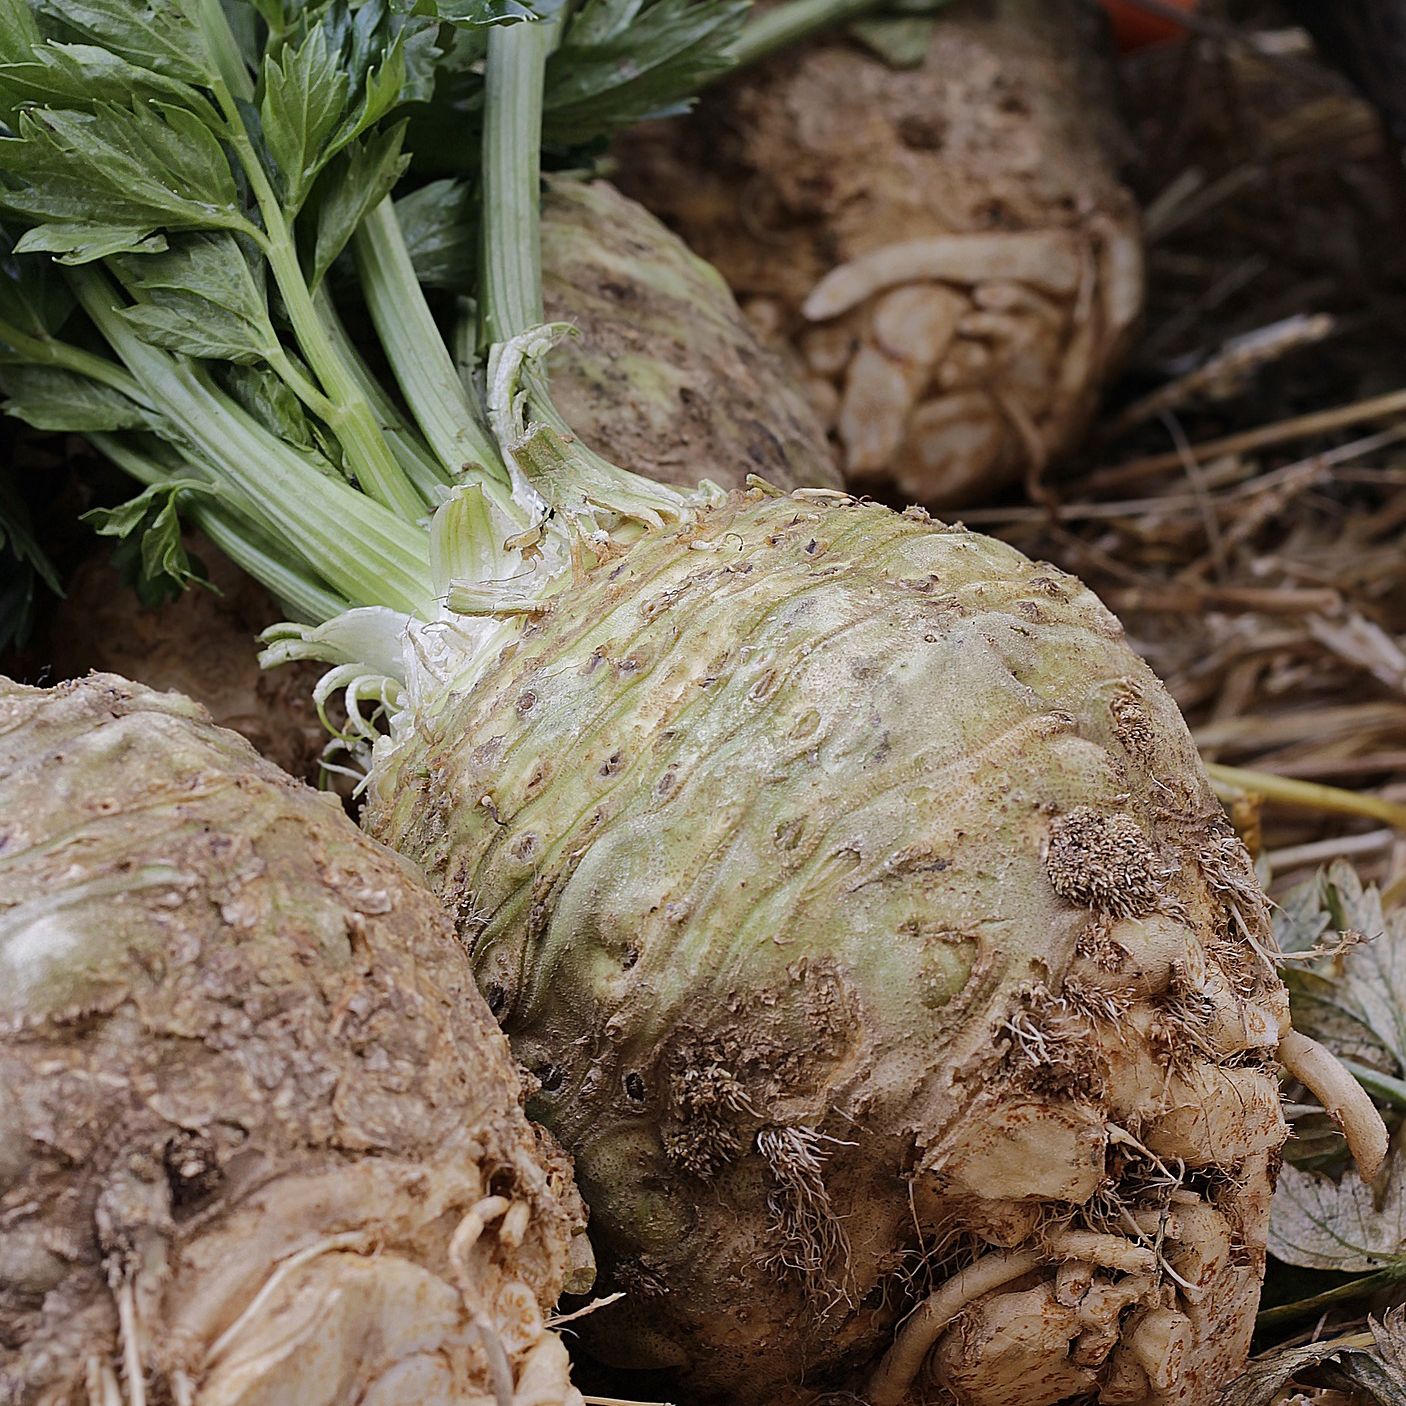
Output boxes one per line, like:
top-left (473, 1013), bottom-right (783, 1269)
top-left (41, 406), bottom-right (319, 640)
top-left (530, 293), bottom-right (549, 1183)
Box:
top-left (0, 224), bottom-right (77, 332)
top-left (1228, 1312), bottom-right (1406, 1406)
top-left (116, 232), bottom-right (278, 364)
top-left (542, 0), bottom-right (748, 144)
top-left (0, 102), bottom-right (243, 235)
top-left (392, 178), bottom-right (475, 290)
top-left (0, 364), bottom-right (148, 431)
top-left (220, 364), bottom-right (319, 453)
top-left (31, 0), bottom-right (219, 86)
top-left (261, 21), bottom-right (350, 209)
top-left (83, 477), bottom-right (215, 604)
top-left (309, 121), bottom-right (409, 286)
top-left (0, 43), bottom-right (216, 122)
top-left (1270, 1154), bottom-right (1406, 1273)
top-left (16, 223), bottom-right (168, 265)
top-left (1277, 861), bottom-right (1406, 1076)
top-left (434, 2), bottom-right (556, 23)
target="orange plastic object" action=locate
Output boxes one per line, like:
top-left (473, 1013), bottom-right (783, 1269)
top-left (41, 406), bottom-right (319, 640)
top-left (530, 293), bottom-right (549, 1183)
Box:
top-left (1101, 0), bottom-right (1197, 51)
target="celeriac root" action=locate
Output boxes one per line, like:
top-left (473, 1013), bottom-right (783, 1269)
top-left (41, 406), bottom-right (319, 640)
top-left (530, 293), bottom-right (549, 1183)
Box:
top-left (0, 675), bottom-right (589, 1406)
top-left (540, 179), bottom-right (841, 494)
top-left (367, 492), bottom-right (1307, 1405)
top-left (614, 0), bottom-right (1142, 506)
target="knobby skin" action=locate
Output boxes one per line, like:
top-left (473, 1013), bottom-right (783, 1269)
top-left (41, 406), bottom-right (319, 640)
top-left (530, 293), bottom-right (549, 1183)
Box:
top-left (370, 491), bottom-right (1300, 1406)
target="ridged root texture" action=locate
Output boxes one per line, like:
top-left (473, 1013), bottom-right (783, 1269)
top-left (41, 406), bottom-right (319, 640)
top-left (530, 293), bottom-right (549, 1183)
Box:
top-left (613, 0), bottom-right (1143, 507)
top-left (368, 490), bottom-right (1301, 1406)
top-left (0, 676), bottom-right (588, 1406)
top-left (541, 178), bottom-right (842, 495)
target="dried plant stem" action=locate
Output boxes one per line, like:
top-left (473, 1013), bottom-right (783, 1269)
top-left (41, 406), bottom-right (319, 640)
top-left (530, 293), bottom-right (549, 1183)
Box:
top-left (1091, 387), bottom-right (1406, 492)
top-left (582, 1398), bottom-right (677, 1406)
top-left (1265, 829), bottom-right (1396, 872)
top-left (1207, 764), bottom-right (1406, 832)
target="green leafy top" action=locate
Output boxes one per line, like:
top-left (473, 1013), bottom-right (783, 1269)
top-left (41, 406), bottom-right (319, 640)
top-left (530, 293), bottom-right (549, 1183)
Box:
top-left (411, 0), bottom-right (747, 174)
top-left (0, 0), bottom-right (757, 615)
top-left (543, 0), bottom-right (747, 143)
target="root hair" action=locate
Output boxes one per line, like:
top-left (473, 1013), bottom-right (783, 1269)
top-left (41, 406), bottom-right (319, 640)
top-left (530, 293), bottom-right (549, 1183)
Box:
top-left (758, 1125), bottom-right (856, 1309)
top-left (998, 984), bottom-right (1108, 1099)
top-left (85, 1358), bottom-right (122, 1406)
top-left (115, 1276), bottom-right (147, 1406)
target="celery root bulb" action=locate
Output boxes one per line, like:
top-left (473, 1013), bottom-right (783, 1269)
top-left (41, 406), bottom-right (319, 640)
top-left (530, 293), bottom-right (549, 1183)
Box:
top-left (368, 490), bottom-right (1306, 1405)
top-left (0, 675), bottom-right (589, 1406)
top-left (613, 0), bottom-right (1143, 507)
top-left (541, 178), bottom-right (842, 493)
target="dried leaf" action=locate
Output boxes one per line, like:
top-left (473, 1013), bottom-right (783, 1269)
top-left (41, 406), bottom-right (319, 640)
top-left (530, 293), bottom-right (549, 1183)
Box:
top-left (1278, 862), bottom-right (1406, 1082)
top-left (1270, 1152), bottom-right (1406, 1272)
top-left (1227, 1311), bottom-right (1406, 1406)
top-left (1331, 1311), bottom-right (1406, 1406)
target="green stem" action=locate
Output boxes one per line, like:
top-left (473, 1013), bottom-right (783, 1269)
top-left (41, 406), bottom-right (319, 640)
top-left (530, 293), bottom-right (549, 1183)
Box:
top-left (354, 198), bottom-right (513, 500)
top-left (0, 318), bottom-right (335, 607)
top-left (196, 0), bottom-right (255, 103)
top-left (90, 432), bottom-right (348, 624)
top-left (477, 18), bottom-right (689, 528)
top-left (208, 78), bottom-right (424, 523)
top-left (0, 318), bottom-right (148, 402)
top-left (451, 298), bottom-right (477, 387)
top-left (258, 211), bottom-right (425, 521)
top-left (1257, 1262), bottom-right (1406, 1329)
top-left (0, 316), bottom-right (343, 612)
top-left (479, 19), bottom-right (555, 346)
top-left (71, 267), bottom-right (432, 618)
top-left (266, 347), bottom-right (342, 425)
top-left (728, 0), bottom-right (887, 71)
top-left (313, 284), bottom-right (450, 501)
